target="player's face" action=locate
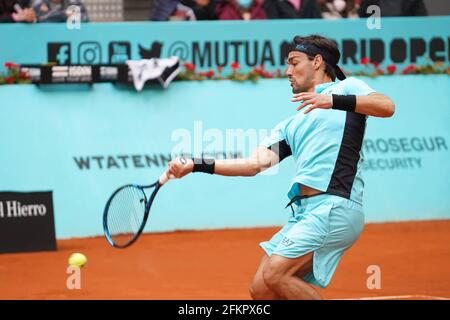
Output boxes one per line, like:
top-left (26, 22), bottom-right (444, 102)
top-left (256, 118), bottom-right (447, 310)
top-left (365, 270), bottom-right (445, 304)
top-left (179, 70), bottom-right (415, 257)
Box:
top-left (286, 51), bottom-right (315, 93)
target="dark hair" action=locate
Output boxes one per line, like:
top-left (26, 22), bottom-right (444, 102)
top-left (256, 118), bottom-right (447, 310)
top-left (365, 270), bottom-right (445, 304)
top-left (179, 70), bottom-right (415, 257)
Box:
top-left (293, 35), bottom-right (340, 81)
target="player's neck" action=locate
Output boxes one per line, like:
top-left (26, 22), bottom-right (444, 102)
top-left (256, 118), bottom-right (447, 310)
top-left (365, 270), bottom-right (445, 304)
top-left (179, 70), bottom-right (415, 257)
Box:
top-left (306, 74), bottom-right (333, 92)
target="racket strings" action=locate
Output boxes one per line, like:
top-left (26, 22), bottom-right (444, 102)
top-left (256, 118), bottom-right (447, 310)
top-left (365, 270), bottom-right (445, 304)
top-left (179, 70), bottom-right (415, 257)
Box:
top-left (106, 186), bottom-right (149, 246)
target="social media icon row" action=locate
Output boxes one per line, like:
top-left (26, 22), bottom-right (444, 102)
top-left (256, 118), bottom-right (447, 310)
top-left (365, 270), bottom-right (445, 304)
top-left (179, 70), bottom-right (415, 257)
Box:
top-left (48, 42), bottom-right (132, 65)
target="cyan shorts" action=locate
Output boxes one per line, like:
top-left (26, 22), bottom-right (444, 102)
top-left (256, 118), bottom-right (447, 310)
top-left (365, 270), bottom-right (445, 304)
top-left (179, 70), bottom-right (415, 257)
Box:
top-left (259, 194), bottom-right (364, 288)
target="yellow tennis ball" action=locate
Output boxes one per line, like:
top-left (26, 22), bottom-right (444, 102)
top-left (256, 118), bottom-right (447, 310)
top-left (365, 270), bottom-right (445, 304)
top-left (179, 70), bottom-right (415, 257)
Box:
top-left (68, 253), bottom-right (87, 268)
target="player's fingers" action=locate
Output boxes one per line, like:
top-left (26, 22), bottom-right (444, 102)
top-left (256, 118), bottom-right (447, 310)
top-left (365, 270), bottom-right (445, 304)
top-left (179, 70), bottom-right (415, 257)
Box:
top-left (168, 164), bottom-right (180, 177)
top-left (168, 173), bottom-right (176, 179)
top-left (291, 94), bottom-right (305, 102)
top-left (296, 99), bottom-right (314, 111)
top-left (291, 93), bottom-right (310, 101)
top-left (292, 92), bottom-right (314, 99)
top-left (304, 104), bottom-right (319, 114)
top-left (169, 170), bottom-right (181, 179)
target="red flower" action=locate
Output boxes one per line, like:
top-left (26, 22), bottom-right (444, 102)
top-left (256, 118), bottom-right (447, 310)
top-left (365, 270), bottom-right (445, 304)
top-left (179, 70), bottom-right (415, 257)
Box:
top-left (4, 62), bottom-right (19, 69)
top-left (5, 76), bottom-right (15, 84)
top-left (262, 71), bottom-right (273, 78)
top-left (231, 62), bottom-right (240, 70)
top-left (386, 64), bottom-right (396, 74)
top-left (199, 70), bottom-right (215, 78)
top-left (217, 66), bottom-right (224, 73)
top-left (401, 64), bottom-right (416, 75)
top-left (360, 57), bottom-right (370, 65)
top-left (184, 62), bottom-right (196, 72)
top-left (252, 67), bottom-right (263, 75)
top-left (372, 61), bottom-right (381, 69)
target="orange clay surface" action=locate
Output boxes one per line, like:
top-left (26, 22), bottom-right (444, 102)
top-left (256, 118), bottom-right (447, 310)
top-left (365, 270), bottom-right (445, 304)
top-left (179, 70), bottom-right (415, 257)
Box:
top-left (1, 220), bottom-right (449, 300)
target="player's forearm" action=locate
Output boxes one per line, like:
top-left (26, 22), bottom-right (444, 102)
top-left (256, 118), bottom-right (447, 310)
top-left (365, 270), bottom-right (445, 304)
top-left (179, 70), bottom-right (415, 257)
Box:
top-left (355, 94), bottom-right (395, 118)
top-left (181, 147), bottom-right (277, 178)
top-left (213, 158), bottom-right (266, 177)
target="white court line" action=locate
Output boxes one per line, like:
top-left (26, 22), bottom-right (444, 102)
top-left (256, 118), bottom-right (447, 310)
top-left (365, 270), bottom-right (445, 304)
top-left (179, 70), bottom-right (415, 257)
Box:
top-left (416, 295), bottom-right (450, 300)
top-left (334, 295), bottom-right (450, 300)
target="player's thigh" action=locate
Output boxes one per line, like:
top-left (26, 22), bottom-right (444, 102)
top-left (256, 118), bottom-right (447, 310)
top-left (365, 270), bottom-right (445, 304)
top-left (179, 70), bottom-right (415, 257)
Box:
top-left (264, 252), bottom-right (314, 285)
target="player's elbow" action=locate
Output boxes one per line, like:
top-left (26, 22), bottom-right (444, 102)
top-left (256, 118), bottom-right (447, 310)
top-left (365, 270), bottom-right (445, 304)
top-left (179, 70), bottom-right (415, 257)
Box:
top-left (248, 163), bottom-right (261, 176)
top-left (380, 97), bottom-right (395, 118)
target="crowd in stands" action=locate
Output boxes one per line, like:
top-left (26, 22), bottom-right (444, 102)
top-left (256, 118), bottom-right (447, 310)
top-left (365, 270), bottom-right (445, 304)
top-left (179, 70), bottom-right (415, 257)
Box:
top-left (0, 0), bottom-right (88, 22)
top-left (151, 0), bottom-right (429, 21)
top-left (0, 0), bottom-right (429, 23)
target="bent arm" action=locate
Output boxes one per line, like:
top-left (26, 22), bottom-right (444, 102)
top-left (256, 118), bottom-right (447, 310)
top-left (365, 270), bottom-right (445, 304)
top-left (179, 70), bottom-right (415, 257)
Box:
top-left (355, 93), bottom-right (395, 118)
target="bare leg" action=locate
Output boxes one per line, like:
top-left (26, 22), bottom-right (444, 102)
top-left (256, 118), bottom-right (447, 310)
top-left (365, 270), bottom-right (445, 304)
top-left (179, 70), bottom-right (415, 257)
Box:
top-left (249, 254), bottom-right (282, 300)
top-left (263, 252), bottom-right (322, 300)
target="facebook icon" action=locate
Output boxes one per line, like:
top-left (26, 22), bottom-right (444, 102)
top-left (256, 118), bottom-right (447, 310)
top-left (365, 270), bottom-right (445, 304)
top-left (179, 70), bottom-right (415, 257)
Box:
top-left (48, 43), bottom-right (71, 65)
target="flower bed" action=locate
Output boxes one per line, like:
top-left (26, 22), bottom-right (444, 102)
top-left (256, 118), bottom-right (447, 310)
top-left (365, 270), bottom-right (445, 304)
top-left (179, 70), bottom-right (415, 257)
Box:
top-left (1, 58), bottom-right (448, 85)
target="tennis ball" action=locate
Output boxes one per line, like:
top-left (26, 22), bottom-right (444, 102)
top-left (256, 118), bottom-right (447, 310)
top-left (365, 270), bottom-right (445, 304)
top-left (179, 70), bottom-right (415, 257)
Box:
top-left (68, 253), bottom-right (87, 268)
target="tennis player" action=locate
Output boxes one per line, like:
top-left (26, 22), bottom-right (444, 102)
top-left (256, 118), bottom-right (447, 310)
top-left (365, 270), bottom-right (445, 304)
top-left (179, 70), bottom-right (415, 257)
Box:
top-left (168, 34), bottom-right (395, 300)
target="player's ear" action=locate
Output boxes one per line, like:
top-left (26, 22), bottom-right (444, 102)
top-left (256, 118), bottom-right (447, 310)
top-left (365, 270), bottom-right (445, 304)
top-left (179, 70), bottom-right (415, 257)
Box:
top-left (313, 54), bottom-right (323, 71)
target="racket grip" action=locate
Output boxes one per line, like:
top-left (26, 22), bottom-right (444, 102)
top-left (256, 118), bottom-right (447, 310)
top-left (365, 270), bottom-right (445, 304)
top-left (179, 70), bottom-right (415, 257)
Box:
top-left (158, 171), bottom-right (175, 186)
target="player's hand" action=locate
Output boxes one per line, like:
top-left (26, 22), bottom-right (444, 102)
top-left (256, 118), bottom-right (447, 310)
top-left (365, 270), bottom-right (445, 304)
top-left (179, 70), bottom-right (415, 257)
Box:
top-left (292, 92), bottom-right (332, 114)
top-left (168, 157), bottom-right (194, 179)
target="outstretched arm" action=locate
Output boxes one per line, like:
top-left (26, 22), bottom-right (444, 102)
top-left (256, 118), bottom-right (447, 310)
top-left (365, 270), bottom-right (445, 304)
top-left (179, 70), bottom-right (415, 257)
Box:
top-left (167, 146), bottom-right (280, 179)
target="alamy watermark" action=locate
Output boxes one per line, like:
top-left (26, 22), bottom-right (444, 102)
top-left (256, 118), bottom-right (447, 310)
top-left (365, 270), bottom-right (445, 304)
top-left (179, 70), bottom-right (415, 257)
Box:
top-left (66, 266), bottom-right (82, 290)
top-left (66, 5), bottom-right (81, 30)
top-left (170, 121), bottom-right (281, 175)
top-left (366, 5), bottom-right (381, 30)
top-left (366, 265), bottom-right (381, 290)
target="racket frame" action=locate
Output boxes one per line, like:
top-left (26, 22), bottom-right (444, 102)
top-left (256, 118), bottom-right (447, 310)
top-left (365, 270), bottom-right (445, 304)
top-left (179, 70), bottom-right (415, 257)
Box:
top-left (103, 181), bottom-right (162, 248)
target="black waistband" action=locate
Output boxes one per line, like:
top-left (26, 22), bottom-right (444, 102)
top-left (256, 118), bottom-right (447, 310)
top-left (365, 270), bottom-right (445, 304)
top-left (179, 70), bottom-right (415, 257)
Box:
top-left (285, 192), bottom-right (327, 215)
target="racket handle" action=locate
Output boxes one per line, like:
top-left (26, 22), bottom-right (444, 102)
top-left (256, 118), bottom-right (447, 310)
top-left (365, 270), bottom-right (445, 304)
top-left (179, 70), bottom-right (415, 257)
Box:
top-left (158, 157), bottom-right (187, 186)
top-left (158, 171), bottom-right (174, 186)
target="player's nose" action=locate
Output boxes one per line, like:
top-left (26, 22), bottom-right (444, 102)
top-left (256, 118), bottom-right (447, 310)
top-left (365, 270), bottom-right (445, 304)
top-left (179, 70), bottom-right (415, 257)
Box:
top-left (285, 68), bottom-right (291, 77)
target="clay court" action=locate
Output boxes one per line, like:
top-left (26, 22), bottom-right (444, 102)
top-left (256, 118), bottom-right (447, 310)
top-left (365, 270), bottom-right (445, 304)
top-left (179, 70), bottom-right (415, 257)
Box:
top-left (1, 220), bottom-right (449, 300)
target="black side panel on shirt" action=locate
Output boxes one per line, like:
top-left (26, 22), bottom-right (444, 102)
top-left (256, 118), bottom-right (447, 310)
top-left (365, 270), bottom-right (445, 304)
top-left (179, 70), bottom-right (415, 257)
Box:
top-left (327, 112), bottom-right (366, 199)
top-left (268, 140), bottom-right (292, 162)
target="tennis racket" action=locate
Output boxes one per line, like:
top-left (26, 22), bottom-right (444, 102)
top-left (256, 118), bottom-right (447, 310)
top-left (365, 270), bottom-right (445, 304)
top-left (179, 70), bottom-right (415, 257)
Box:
top-left (103, 157), bottom-right (186, 248)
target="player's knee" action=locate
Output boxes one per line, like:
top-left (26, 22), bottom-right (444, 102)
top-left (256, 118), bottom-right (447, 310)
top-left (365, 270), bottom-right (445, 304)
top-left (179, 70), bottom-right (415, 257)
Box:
top-left (249, 282), bottom-right (274, 300)
top-left (249, 283), bottom-right (261, 300)
top-left (249, 284), bottom-right (256, 299)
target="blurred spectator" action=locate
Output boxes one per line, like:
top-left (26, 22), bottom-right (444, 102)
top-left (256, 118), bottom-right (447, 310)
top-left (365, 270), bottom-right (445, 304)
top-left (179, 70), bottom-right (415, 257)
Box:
top-left (0, 0), bottom-right (36, 23)
top-left (358, 0), bottom-right (428, 17)
top-left (150, 0), bottom-right (178, 20)
top-left (171, 2), bottom-right (196, 20)
top-left (216, 0), bottom-right (267, 20)
top-left (32, 0), bottom-right (88, 22)
top-left (317, 0), bottom-right (358, 19)
top-left (180, 0), bottom-right (218, 20)
top-left (263, 0), bottom-right (322, 19)
top-left (150, 0), bottom-right (196, 21)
